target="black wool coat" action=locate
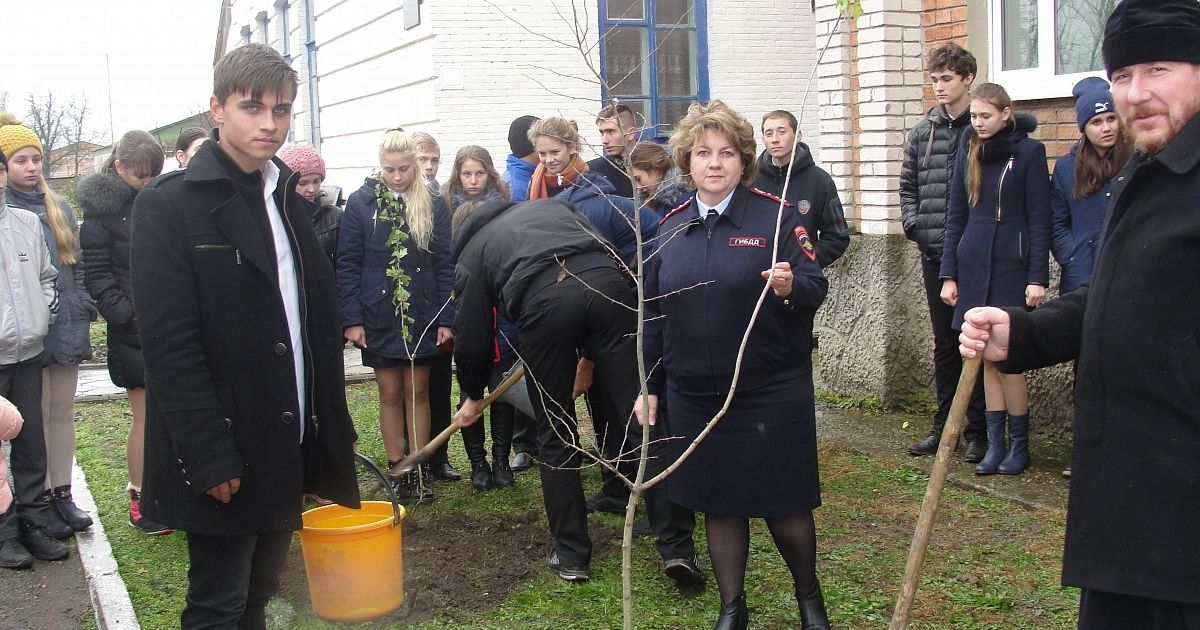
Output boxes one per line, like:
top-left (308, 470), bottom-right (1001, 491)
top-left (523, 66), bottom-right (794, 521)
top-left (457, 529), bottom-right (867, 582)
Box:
top-left (131, 141), bottom-right (360, 535)
top-left (1001, 113), bottom-right (1200, 604)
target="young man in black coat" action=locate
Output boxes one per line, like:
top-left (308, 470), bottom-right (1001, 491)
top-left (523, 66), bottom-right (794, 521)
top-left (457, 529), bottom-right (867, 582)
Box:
top-left (586, 103), bottom-right (638, 198)
top-left (898, 44), bottom-right (988, 462)
top-left (130, 44), bottom-right (359, 628)
top-left (961, 1), bottom-right (1200, 626)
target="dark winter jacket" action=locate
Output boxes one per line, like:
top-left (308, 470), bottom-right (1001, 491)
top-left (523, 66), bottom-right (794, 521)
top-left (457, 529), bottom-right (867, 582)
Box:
top-left (451, 198), bottom-right (613, 399)
top-left (1049, 145), bottom-right (1112, 294)
top-left (643, 186), bottom-right (828, 397)
top-left (586, 153), bottom-right (636, 198)
top-left (77, 171), bottom-right (145, 387)
top-left (554, 171), bottom-right (658, 265)
top-left (309, 199), bottom-right (343, 264)
top-left (752, 143), bottom-right (850, 268)
top-left (336, 178), bottom-right (454, 360)
top-left (449, 185), bottom-right (506, 212)
top-left (900, 104), bottom-right (972, 260)
top-left (999, 112), bottom-right (1200, 605)
top-left (939, 113), bottom-right (1051, 329)
top-left (502, 155), bottom-right (537, 203)
top-left (130, 140), bottom-right (360, 535)
top-left (6, 186), bottom-right (93, 365)
top-left (637, 167), bottom-right (691, 218)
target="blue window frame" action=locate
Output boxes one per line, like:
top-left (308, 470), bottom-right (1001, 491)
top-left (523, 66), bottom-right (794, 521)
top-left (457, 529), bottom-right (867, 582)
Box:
top-left (598, 0), bottom-right (709, 138)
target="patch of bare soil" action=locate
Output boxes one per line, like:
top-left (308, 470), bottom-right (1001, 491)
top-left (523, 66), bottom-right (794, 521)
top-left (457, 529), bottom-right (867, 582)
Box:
top-left (275, 509), bottom-right (619, 627)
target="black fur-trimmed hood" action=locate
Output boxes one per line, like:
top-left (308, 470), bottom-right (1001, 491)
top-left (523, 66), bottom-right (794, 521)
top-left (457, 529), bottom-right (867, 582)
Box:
top-left (75, 170), bottom-right (136, 218)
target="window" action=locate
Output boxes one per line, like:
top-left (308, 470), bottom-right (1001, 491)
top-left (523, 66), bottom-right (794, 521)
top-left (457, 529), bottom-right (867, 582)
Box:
top-left (599, 0), bottom-right (708, 138)
top-left (256, 11), bottom-right (270, 46)
top-left (275, 0), bottom-right (291, 60)
top-left (989, 0), bottom-right (1120, 100)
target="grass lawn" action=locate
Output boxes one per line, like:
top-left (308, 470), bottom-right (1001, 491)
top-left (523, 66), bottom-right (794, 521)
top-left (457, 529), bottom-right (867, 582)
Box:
top-left (74, 384), bottom-right (1078, 629)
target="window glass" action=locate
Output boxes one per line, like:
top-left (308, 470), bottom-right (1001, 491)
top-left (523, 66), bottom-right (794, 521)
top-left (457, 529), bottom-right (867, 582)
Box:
top-left (605, 26), bottom-right (651, 96)
top-left (1001, 0), bottom-right (1038, 71)
top-left (1055, 0), bottom-right (1120, 74)
top-left (657, 100), bottom-right (693, 134)
top-left (607, 0), bottom-right (645, 20)
top-left (656, 30), bottom-right (697, 97)
top-left (656, 0), bottom-right (694, 26)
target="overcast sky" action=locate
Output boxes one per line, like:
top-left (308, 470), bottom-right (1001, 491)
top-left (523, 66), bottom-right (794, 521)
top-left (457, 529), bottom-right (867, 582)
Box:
top-left (4, 0), bottom-right (222, 146)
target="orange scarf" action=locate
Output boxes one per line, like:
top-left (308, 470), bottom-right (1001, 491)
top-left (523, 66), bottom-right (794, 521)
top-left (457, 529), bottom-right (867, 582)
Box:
top-left (528, 154), bottom-right (588, 200)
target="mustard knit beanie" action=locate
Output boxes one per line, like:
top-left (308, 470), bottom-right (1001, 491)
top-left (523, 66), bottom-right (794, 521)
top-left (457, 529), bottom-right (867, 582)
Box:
top-left (0, 112), bottom-right (44, 162)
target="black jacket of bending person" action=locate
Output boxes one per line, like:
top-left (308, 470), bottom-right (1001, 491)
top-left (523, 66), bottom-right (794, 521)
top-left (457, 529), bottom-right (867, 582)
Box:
top-left (451, 198), bottom-right (618, 400)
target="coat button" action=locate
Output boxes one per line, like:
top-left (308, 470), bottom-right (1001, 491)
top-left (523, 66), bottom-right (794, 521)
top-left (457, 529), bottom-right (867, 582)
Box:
top-left (275, 342), bottom-right (287, 355)
top-left (281, 411), bottom-right (294, 424)
top-left (415, 267), bottom-right (421, 272)
top-left (224, 417), bottom-right (233, 429)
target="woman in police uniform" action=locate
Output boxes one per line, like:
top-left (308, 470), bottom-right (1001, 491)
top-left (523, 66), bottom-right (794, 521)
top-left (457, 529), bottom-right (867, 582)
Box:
top-left (636, 101), bottom-right (830, 630)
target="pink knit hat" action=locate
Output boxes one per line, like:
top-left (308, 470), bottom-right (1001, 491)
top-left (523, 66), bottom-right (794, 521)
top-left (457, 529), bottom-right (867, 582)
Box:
top-left (0, 396), bottom-right (24, 515)
top-left (278, 143), bottom-right (326, 179)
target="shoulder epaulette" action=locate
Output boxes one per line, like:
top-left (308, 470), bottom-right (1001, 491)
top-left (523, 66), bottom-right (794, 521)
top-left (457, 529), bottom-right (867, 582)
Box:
top-left (750, 187), bottom-right (793, 207)
top-left (659, 198), bottom-right (694, 225)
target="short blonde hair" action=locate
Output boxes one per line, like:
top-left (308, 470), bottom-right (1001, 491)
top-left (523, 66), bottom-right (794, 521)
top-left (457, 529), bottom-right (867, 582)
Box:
top-left (411, 131), bottom-right (440, 155)
top-left (668, 100), bottom-right (757, 187)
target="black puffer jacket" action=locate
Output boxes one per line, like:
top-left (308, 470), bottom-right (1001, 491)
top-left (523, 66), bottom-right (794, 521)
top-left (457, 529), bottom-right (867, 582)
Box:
top-left (899, 104), bottom-right (972, 260)
top-left (77, 170), bottom-right (145, 387)
top-left (752, 143), bottom-right (850, 268)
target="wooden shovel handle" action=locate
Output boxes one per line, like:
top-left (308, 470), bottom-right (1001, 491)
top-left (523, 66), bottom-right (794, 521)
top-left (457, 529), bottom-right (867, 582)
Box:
top-left (889, 355), bottom-right (983, 629)
top-left (386, 363), bottom-right (526, 477)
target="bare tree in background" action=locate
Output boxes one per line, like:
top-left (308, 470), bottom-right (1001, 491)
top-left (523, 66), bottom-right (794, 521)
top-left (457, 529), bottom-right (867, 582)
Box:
top-left (65, 95), bottom-right (104, 180)
top-left (25, 91), bottom-right (71, 176)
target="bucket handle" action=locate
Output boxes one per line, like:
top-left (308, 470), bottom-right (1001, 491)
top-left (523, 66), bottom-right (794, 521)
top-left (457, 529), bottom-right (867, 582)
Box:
top-left (354, 451), bottom-right (402, 526)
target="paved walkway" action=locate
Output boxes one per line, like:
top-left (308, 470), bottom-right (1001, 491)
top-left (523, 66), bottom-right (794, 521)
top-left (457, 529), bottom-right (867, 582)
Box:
top-left (12, 353), bottom-right (1072, 629)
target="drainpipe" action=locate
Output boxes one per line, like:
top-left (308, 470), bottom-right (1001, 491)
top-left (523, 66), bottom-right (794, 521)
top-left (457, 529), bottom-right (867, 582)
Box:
top-left (300, 0), bottom-right (321, 149)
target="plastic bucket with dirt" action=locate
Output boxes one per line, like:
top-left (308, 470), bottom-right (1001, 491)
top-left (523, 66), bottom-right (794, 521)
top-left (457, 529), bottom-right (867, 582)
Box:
top-left (299, 453), bottom-right (406, 622)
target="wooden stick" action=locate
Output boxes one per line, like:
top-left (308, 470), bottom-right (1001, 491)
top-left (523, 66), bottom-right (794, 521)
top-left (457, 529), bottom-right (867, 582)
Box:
top-left (386, 363), bottom-right (526, 477)
top-left (889, 355), bottom-right (983, 629)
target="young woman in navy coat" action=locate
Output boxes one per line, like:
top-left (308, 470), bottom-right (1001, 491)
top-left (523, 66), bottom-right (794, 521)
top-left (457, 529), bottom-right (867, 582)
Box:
top-left (637, 101), bottom-right (830, 630)
top-left (336, 128), bottom-right (454, 501)
top-left (940, 83), bottom-right (1051, 476)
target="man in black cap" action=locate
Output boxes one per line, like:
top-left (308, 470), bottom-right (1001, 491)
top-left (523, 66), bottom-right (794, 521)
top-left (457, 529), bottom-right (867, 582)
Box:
top-left (960, 1), bottom-right (1200, 627)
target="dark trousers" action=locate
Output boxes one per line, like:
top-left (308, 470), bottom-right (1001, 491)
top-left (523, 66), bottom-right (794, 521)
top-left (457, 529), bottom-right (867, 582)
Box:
top-left (427, 352), bottom-right (453, 466)
top-left (517, 258), bottom-right (693, 566)
top-left (0, 354), bottom-right (51, 540)
top-left (588, 372), bottom-right (630, 500)
top-left (921, 256), bottom-right (986, 441)
top-left (461, 353), bottom-right (530, 463)
top-left (182, 531), bottom-right (292, 629)
top-left (1078, 589), bottom-right (1200, 630)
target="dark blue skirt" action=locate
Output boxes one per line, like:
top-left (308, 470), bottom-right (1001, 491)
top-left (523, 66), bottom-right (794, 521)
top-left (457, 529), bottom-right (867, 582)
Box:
top-left (665, 376), bottom-right (821, 518)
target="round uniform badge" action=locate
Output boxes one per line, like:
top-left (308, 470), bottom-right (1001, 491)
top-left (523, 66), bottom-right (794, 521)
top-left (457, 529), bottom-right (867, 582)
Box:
top-left (798, 200), bottom-right (812, 215)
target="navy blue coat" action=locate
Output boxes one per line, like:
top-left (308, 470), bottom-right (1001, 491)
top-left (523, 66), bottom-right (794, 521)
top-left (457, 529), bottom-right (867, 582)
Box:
top-left (644, 186), bottom-right (828, 397)
top-left (336, 178), bottom-right (454, 360)
top-left (1049, 145), bottom-right (1112, 294)
top-left (940, 114), bottom-right (1051, 329)
top-left (555, 171), bottom-right (658, 265)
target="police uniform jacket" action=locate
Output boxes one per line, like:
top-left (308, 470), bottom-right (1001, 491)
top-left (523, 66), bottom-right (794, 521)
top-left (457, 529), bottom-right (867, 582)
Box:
top-left (644, 186), bottom-right (827, 397)
top-left (131, 141), bottom-right (360, 535)
top-left (1000, 112), bottom-right (1200, 605)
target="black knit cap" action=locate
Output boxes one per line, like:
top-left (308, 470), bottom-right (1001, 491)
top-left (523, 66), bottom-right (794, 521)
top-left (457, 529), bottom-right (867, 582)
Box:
top-left (508, 115), bottom-right (539, 157)
top-left (1103, 0), bottom-right (1200, 77)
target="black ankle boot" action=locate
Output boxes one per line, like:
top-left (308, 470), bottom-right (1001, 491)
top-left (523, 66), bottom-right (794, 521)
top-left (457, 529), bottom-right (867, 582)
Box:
top-left (51, 486), bottom-right (92, 532)
top-left (797, 579), bottom-right (830, 630)
top-left (470, 460), bottom-right (494, 491)
top-left (713, 592), bottom-right (748, 630)
top-left (18, 518), bottom-right (68, 561)
top-left (45, 492), bottom-right (74, 540)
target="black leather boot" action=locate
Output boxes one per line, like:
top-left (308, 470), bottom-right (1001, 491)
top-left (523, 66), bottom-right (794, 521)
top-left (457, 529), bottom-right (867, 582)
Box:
top-left (491, 456), bottom-right (515, 488)
top-left (713, 592), bottom-right (748, 630)
top-left (974, 411), bottom-right (1008, 475)
top-left (797, 579), bottom-right (830, 630)
top-left (52, 486), bottom-right (93, 532)
top-left (18, 518), bottom-right (68, 561)
top-left (470, 460), bottom-right (494, 491)
top-left (416, 464), bottom-right (437, 503)
top-left (46, 501), bottom-right (75, 540)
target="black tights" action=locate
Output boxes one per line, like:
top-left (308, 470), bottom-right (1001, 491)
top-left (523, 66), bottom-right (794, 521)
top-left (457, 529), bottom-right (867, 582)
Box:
top-left (706, 512), bottom-right (817, 605)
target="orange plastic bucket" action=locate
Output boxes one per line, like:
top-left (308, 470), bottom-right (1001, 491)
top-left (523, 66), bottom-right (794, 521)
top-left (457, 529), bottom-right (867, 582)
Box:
top-left (299, 455), bottom-right (406, 622)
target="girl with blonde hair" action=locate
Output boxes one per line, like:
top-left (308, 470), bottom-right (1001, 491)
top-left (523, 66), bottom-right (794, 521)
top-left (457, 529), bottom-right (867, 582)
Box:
top-left (336, 127), bottom-right (454, 502)
top-left (0, 112), bottom-right (96, 541)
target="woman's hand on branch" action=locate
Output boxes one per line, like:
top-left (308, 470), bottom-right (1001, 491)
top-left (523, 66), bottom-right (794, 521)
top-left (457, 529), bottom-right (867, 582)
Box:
top-left (762, 261), bottom-right (793, 298)
top-left (344, 325), bottom-right (367, 348)
top-left (633, 394), bottom-right (658, 426)
top-left (454, 397), bottom-right (484, 428)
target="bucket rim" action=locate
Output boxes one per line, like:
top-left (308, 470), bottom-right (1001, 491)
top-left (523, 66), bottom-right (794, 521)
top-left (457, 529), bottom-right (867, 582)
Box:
top-left (302, 501), bottom-right (406, 535)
